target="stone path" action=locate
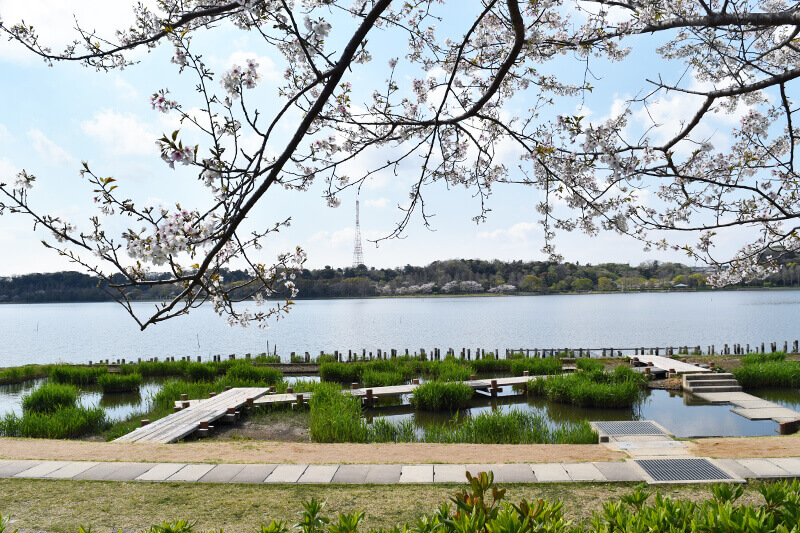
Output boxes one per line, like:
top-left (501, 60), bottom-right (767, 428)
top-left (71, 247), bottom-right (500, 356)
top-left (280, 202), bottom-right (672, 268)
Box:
top-left (634, 355), bottom-right (710, 374)
top-left (695, 391), bottom-right (800, 424)
top-left (2, 457), bottom-right (799, 484)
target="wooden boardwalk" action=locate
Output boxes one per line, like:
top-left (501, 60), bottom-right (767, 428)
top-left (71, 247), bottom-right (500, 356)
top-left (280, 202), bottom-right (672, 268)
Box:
top-left (634, 355), bottom-right (711, 374)
top-left (116, 387), bottom-right (268, 444)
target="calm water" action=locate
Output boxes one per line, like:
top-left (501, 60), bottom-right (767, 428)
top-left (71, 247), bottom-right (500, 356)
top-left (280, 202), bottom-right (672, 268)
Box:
top-left (1, 290), bottom-right (799, 366)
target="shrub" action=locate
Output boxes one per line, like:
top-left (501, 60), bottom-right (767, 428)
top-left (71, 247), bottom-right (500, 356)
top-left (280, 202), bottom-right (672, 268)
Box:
top-left (733, 361), bottom-right (800, 388)
top-left (98, 373), bottom-right (142, 393)
top-left (21, 383), bottom-right (78, 413)
top-left (411, 381), bottom-right (473, 411)
top-left (49, 365), bottom-right (106, 385)
top-left (510, 357), bottom-right (563, 376)
top-left (308, 383), bottom-right (366, 443)
top-left (320, 362), bottom-right (363, 383)
top-left (0, 406), bottom-right (108, 439)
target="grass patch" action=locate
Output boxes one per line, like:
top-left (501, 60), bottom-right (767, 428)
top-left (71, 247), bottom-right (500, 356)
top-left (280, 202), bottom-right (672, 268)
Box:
top-left (733, 361), bottom-right (800, 388)
top-left (320, 362), bottom-right (363, 383)
top-left (411, 381), bottom-right (473, 411)
top-left (362, 369), bottom-right (405, 387)
top-left (222, 363), bottom-right (283, 386)
top-left (0, 406), bottom-right (108, 439)
top-left (422, 410), bottom-right (597, 444)
top-left (49, 365), bottom-right (106, 385)
top-left (20, 383), bottom-right (78, 413)
top-left (741, 351), bottom-right (788, 365)
top-left (510, 358), bottom-right (563, 376)
top-left (0, 365), bottom-right (51, 386)
top-left (575, 358), bottom-right (605, 372)
top-left (98, 373), bottom-right (142, 393)
top-left (151, 380), bottom-right (227, 411)
top-left (529, 366), bottom-right (646, 408)
top-left (308, 383), bottom-right (365, 443)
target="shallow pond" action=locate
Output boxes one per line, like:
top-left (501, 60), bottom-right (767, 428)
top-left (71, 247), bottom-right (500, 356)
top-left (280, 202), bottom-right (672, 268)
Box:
top-left (2, 377), bottom-right (798, 438)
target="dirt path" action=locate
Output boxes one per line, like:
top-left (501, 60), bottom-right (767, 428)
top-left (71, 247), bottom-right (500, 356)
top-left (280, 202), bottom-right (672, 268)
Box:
top-left (0, 438), bottom-right (625, 464)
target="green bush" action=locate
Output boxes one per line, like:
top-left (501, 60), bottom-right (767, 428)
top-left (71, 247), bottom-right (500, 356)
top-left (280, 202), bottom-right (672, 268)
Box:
top-left (98, 373), bottom-right (142, 393)
top-left (21, 383), bottom-right (78, 413)
top-left (308, 383), bottom-right (366, 443)
top-left (411, 381), bottom-right (473, 411)
top-left (0, 406), bottom-right (108, 439)
top-left (733, 361), bottom-right (800, 388)
top-left (510, 357), bottom-right (563, 376)
top-left (49, 365), bottom-right (106, 385)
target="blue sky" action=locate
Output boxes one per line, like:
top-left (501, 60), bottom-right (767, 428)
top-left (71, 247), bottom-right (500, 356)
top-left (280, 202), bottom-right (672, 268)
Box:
top-left (0, 1), bottom-right (757, 276)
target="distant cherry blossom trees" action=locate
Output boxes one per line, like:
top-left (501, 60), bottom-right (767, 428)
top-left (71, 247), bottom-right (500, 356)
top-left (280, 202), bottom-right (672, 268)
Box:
top-left (2, 0), bottom-right (800, 328)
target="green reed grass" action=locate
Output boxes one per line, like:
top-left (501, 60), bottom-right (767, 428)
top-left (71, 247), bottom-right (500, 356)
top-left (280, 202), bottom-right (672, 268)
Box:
top-left (151, 380), bottom-right (227, 411)
top-left (528, 366), bottom-right (645, 408)
top-left (575, 358), bottom-right (605, 372)
top-left (308, 382), bottom-right (366, 443)
top-left (49, 365), bottom-right (107, 385)
top-left (411, 381), bottom-right (473, 411)
top-left (320, 362), bottom-right (363, 383)
top-left (733, 361), bottom-right (800, 388)
top-left (98, 373), bottom-right (142, 393)
top-left (510, 357), bottom-right (563, 376)
top-left (20, 383), bottom-right (78, 413)
top-left (0, 365), bottom-right (51, 386)
top-left (470, 359), bottom-right (512, 373)
top-left (741, 351), bottom-right (788, 365)
top-left (362, 369), bottom-right (406, 387)
top-left (0, 405), bottom-right (108, 439)
top-left (223, 363), bottom-right (283, 385)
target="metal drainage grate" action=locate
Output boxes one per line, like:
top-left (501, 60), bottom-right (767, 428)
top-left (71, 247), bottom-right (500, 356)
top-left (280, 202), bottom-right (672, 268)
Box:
top-left (593, 421), bottom-right (668, 436)
top-left (635, 459), bottom-right (733, 482)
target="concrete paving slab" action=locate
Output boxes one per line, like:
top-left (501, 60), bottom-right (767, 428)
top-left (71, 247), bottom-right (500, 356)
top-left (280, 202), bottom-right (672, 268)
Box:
top-left (736, 459), bottom-right (790, 477)
top-left (136, 463), bottom-right (187, 481)
top-left (0, 460), bottom-right (42, 478)
top-left (434, 465), bottom-right (467, 483)
top-left (332, 464), bottom-right (371, 484)
top-left (467, 464), bottom-right (536, 483)
top-left (364, 465), bottom-right (402, 484)
top-left (168, 464), bottom-right (215, 482)
top-left (695, 392), bottom-right (758, 403)
top-left (103, 463), bottom-right (158, 481)
top-left (531, 464), bottom-right (570, 482)
top-left (43, 462), bottom-right (99, 479)
top-left (732, 407), bottom-right (800, 420)
top-left (298, 465), bottom-right (339, 483)
top-left (400, 465), bottom-right (434, 483)
top-left (593, 462), bottom-right (644, 482)
top-left (15, 461), bottom-right (71, 478)
top-left (265, 464), bottom-right (307, 483)
top-left (767, 458), bottom-right (800, 475)
top-left (72, 462), bottom-right (127, 480)
top-left (229, 464), bottom-right (276, 483)
top-left (623, 447), bottom-right (695, 458)
top-left (199, 464), bottom-right (246, 483)
top-left (611, 435), bottom-right (678, 443)
top-left (614, 441), bottom-right (686, 450)
top-left (730, 400), bottom-right (780, 408)
top-left (715, 459), bottom-right (756, 479)
top-left (564, 463), bottom-right (606, 481)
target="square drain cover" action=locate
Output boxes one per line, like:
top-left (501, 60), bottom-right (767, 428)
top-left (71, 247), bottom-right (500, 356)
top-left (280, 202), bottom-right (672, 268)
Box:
top-left (635, 459), bottom-right (733, 482)
top-left (593, 421), bottom-right (668, 436)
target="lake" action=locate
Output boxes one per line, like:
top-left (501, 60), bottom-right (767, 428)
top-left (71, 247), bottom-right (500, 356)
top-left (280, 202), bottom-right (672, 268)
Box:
top-left (1, 290), bottom-right (799, 366)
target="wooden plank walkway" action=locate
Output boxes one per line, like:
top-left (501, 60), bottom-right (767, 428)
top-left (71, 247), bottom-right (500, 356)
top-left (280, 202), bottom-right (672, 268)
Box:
top-left (116, 387), bottom-right (269, 443)
top-left (634, 355), bottom-right (710, 374)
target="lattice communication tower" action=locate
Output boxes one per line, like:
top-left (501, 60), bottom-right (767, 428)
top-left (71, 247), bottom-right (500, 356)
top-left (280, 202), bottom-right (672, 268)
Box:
top-left (352, 200), bottom-right (365, 267)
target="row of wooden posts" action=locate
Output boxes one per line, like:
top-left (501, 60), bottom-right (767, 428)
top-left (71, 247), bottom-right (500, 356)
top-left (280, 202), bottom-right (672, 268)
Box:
top-left (87, 339), bottom-right (800, 366)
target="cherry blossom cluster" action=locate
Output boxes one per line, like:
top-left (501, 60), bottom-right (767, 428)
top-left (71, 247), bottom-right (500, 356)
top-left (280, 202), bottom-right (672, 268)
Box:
top-left (220, 59), bottom-right (260, 98)
top-left (123, 209), bottom-right (217, 266)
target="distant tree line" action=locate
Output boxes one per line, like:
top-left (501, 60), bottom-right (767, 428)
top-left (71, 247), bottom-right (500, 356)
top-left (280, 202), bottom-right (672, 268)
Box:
top-left (4, 257), bottom-right (800, 303)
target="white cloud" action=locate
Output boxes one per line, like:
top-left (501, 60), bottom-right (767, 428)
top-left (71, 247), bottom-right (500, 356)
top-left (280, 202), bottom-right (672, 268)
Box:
top-left (364, 197), bottom-right (388, 208)
top-left (0, 157), bottom-right (20, 179)
top-left (0, 124), bottom-right (11, 143)
top-left (477, 221), bottom-right (539, 242)
top-left (114, 75), bottom-right (139, 100)
top-left (81, 110), bottom-right (157, 156)
top-left (27, 129), bottom-right (77, 167)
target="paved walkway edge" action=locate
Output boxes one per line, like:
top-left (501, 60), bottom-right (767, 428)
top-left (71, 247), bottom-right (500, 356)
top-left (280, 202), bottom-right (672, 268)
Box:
top-left (1, 458), bottom-right (799, 484)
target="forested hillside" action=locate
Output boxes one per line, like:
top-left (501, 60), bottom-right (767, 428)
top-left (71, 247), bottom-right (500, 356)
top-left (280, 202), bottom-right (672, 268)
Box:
top-left (2, 258), bottom-right (799, 303)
